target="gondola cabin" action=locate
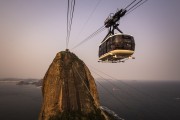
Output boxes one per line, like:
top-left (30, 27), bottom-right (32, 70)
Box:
top-left (99, 33), bottom-right (135, 62)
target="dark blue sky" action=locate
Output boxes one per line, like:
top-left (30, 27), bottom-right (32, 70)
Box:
top-left (0, 0), bottom-right (180, 81)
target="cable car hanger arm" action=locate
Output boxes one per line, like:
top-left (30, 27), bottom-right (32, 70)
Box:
top-left (104, 0), bottom-right (148, 29)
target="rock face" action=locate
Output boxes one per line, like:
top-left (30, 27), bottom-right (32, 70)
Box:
top-left (39, 51), bottom-right (109, 120)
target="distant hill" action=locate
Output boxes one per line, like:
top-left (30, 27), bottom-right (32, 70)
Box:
top-left (16, 79), bottom-right (42, 87)
top-left (0, 78), bottom-right (42, 87)
top-left (0, 78), bottom-right (24, 82)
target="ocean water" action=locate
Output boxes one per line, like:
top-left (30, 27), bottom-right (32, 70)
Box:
top-left (97, 80), bottom-right (180, 120)
top-left (0, 82), bottom-right (42, 120)
top-left (0, 80), bottom-right (180, 120)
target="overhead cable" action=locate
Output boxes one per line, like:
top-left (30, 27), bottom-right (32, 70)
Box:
top-left (66, 0), bottom-right (76, 49)
top-left (126, 0), bottom-right (143, 12)
top-left (90, 67), bottom-right (164, 120)
top-left (92, 71), bottom-right (145, 120)
top-left (126, 0), bottom-right (148, 15)
top-left (124, 0), bottom-right (137, 10)
top-left (71, 25), bottom-right (105, 50)
top-left (76, 0), bottom-right (102, 38)
top-left (90, 65), bottom-right (176, 119)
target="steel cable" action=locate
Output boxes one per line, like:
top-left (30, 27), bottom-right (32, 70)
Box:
top-left (66, 0), bottom-right (76, 49)
top-left (71, 25), bottom-right (105, 50)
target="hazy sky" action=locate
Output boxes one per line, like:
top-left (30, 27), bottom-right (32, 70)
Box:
top-left (0, 0), bottom-right (180, 81)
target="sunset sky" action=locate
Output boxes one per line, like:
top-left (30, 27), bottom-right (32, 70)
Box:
top-left (0, 0), bottom-right (180, 81)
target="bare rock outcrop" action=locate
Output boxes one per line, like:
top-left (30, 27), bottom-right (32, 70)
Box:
top-left (39, 51), bottom-right (110, 120)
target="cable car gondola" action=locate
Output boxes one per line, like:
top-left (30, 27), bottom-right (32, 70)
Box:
top-left (98, 8), bottom-right (135, 63)
top-left (99, 33), bottom-right (135, 62)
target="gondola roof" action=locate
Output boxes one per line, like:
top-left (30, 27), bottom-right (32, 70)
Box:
top-left (101, 33), bottom-right (133, 44)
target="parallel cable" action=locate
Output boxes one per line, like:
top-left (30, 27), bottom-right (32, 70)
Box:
top-left (92, 71), bottom-right (145, 120)
top-left (126, 0), bottom-right (143, 12)
top-left (73, 64), bottom-right (125, 120)
top-left (73, 66), bottom-right (96, 104)
top-left (90, 65), bottom-right (178, 119)
top-left (91, 67), bottom-right (140, 99)
top-left (124, 0), bottom-right (137, 10)
top-left (68, 0), bottom-right (75, 45)
top-left (90, 65), bottom-right (164, 102)
top-left (91, 67), bottom-right (145, 100)
top-left (73, 65), bottom-right (109, 120)
top-left (71, 25), bottom-right (105, 50)
top-left (66, 0), bottom-right (70, 49)
top-left (90, 65), bottom-right (150, 97)
top-left (126, 0), bottom-right (148, 15)
top-left (91, 68), bottom-right (165, 120)
top-left (66, 0), bottom-right (76, 49)
top-left (76, 0), bottom-right (102, 38)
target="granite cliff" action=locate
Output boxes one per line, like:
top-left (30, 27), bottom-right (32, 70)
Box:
top-left (39, 51), bottom-right (113, 120)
